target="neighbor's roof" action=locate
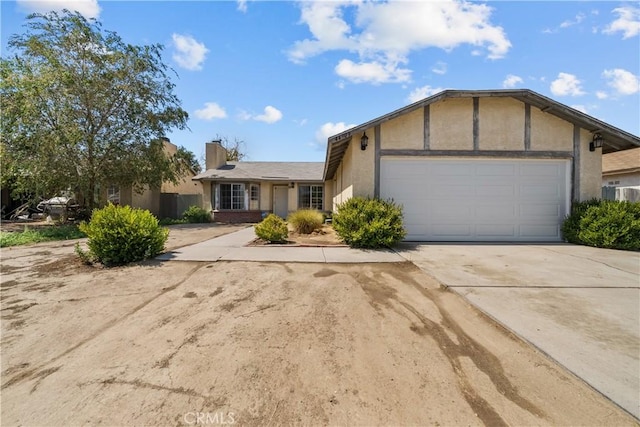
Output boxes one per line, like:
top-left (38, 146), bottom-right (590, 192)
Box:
top-left (193, 161), bottom-right (324, 182)
top-left (602, 147), bottom-right (640, 175)
top-left (323, 89), bottom-right (640, 180)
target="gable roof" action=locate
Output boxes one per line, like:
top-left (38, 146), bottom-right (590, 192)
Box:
top-left (602, 147), bottom-right (640, 175)
top-left (193, 161), bottom-right (324, 182)
top-left (323, 89), bottom-right (640, 180)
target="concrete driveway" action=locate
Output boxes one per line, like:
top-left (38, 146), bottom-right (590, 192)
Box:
top-left (396, 242), bottom-right (640, 419)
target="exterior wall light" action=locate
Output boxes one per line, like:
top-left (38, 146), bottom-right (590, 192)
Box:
top-left (360, 132), bottom-right (369, 151)
top-left (590, 133), bottom-right (604, 152)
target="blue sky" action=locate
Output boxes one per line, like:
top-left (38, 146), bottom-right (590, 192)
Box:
top-left (2, 1), bottom-right (639, 164)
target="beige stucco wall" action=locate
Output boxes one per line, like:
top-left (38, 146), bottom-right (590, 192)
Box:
top-left (202, 182), bottom-right (212, 210)
top-left (430, 98), bottom-right (473, 150)
top-left (478, 98), bottom-right (525, 150)
top-left (131, 186), bottom-right (160, 216)
top-left (260, 182), bottom-right (272, 210)
top-left (578, 128), bottom-right (602, 201)
top-left (331, 129), bottom-right (376, 210)
top-left (531, 107), bottom-right (573, 151)
top-left (162, 177), bottom-right (203, 195)
top-left (380, 108), bottom-right (423, 150)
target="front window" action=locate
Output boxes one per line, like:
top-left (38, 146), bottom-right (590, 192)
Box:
top-left (298, 184), bottom-right (323, 210)
top-left (220, 183), bottom-right (245, 210)
top-left (107, 185), bottom-right (120, 205)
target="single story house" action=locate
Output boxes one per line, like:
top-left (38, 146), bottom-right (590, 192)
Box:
top-left (602, 146), bottom-right (640, 202)
top-left (104, 138), bottom-right (203, 218)
top-left (193, 141), bottom-right (330, 222)
top-left (324, 89), bottom-right (640, 242)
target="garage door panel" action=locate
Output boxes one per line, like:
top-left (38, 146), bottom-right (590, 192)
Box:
top-left (521, 163), bottom-right (562, 176)
top-left (521, 203), bottom-right (561, 217)
top-left (476, 224), bottom-right (517, 237)
top-left (381, 158), bottom-right (568, 242)
top-left (475, 204), bottom-right (517, 220)
top-left (476, 185), bottom-right (516, 197)
top-left (520, 225), bottom-right (560, 238)
top-left (476, 164), bottom-right (516, 175)
top-left (431, 224), bottom-right (473, 237)
top-left (521, 183), bottom-right (562, 198)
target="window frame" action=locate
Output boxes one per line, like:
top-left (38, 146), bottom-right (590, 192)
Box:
top-left (298, 184), bottom-right (324, 210)
top-left (219, 183), bottom-right (246, 210)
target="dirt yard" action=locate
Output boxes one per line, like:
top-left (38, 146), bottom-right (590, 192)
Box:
top-left (0, 224), bottom-right (636, 426)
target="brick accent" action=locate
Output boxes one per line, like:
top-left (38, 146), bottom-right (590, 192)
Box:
top-left (212, 210), bottom-right (265, 223)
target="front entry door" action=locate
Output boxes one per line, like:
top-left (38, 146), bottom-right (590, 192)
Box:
top-left (273, 186), bottom-right (289, 219)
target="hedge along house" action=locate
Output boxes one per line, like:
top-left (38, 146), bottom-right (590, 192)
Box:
top-left (324, 89), bottom-right (640, 242)
top-left (193, 141), bottom-right (331, 222)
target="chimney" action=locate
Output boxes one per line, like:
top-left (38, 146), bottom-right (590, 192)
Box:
top-left (205, 140), bottom-right (228, 170)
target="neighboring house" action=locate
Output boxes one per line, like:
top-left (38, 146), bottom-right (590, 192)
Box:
top-left (103, 138), bottom-right (203, 218)
top-left (193, 141), bottom-right (330, 222)
top-left (602, 147), bottom-right (640, 202)
top-left (324, 89), bottom-right (640, 242)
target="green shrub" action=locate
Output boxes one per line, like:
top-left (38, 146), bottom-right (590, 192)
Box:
top-left (576, 201), bottom-right (640, 250)
top-left (255, 214), bottom-right (288, 243)
top-left (561, 199), bottom-right (601, 244)
top-left (182, 205), bottom-right (211, 223)
top-left (332, 197), bottom-right (406, 248)
top-left (288, 209), bottom-right (324, 234)
top-left (79, 204), bottom-right (169, 266)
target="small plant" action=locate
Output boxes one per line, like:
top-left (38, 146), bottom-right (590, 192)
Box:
top-left (74, 242), bottom-right (95, 265)
top-left (182, 205), bottom-right (211, 223)
top-left (255, 214), bottom-right (288, 243)
top-left (332, 197), bottom-right (406, 248)
top-left (288, 209), bottom-right (324, 234)
top-left (79, 204), bottom-right (169, 266)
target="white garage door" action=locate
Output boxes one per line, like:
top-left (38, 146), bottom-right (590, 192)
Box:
top-left (380, 158), bottom-right (570, 242)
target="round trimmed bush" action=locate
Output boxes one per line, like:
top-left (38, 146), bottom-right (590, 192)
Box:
top-left (288, 209), bottom-right (324, 234)
top-left (332, 197), bottom-right (406, 248)
top-left (182, 205), bottom-right (210, 223)
top-left (577, 200), bottom-right (640, 250)
top-left (79, 204), bottom-right (169, 266)
top-left (255, 214), bottom-right (288, 243)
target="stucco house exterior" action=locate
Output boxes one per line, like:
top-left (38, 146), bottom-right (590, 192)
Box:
top-left (602, 146), bottom-right (640, 202)
top-left (104, 138), bottom-right (203, 217)
top-left (323, 89), bottom-right (640, 242)
top-left (193, 141), bottom-right (330, 222)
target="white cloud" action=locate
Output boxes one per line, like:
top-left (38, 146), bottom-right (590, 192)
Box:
top-left (550, 72), bottom-right (585, 96)
top-left (406, 85), bottom-right (445, 103)
top-left (603, 6), bottom-right (640, 39)
top-left (194, 102), bottom-right (227, 120)
top-left (502, 74), bottom-right (524, 88)
top-left (335, 59), bottom-right (411, 84)
top-left (288, 1), bottom-right (510, 85)
top-left (596, 91), bottom-right (608, 99)
top-left (313, 121), bottom-right (357, 148)
top-left (237, 0), bottom-right (247, 13)
top-left (17, 0), bottom-right (101, 18)
top-left (255, 106), bottom-right (283, 123)
top-left (570, 104), bottom-right (588, 114)
top-left (171, 34), bottom-right (209, 71)
top-left (560, 13), bottom-right (586, 28)
top-left (431, 61), bottom-right (447, 75)
top-left (602, 68), bottom-right (640, 95)
top-left (239, 106), bottom-right (283, 124)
